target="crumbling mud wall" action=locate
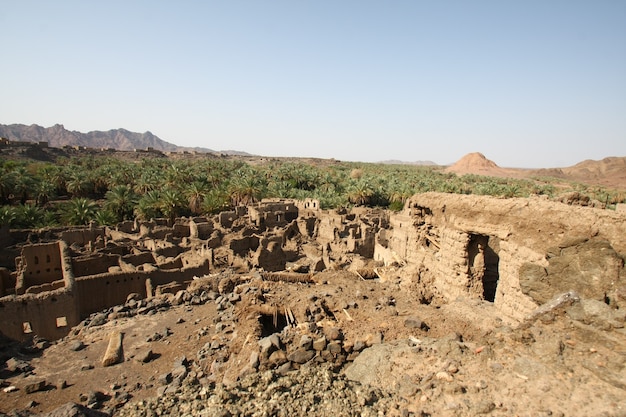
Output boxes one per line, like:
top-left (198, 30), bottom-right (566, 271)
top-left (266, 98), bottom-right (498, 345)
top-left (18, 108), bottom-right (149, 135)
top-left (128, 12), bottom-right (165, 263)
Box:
top-left (249, 200), bottom-right (299, 229)
top-left (76, 260), bottom-right (210, 317)
top-left (392, 192), bottom-right (626, 322)
top-left (75, 273), bottom-right (149, 316)
top-left (15, 242), bottom-right (64, 293)
top-left (60, 226), bottom-right (106, 246)
top-left (1, 240), bottom-right (79, 341)
top-left (0, 289), bottom-right (79, 341)
top-left (72, 253), bottom-right (121, 277)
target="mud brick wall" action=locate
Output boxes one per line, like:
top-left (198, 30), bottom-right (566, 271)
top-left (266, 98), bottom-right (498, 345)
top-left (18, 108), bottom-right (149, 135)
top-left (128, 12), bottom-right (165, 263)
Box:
top-left (377, 213), bottom-right (419, 264)
top-left (17, 242), bottom-right (64, 291)
top-left (60, 227), bottom-right (106, 246)
top-left (196, 222), bottom-right (214, 239)
top-left (495, 241), bottom-right (546, 321)
top-left (219, 211), bottom-right (239, 228)
top-left (316, 213), bottom-right (344, 244)
top-left (346, 225), bottom-right (376, 258)
top-left (76, 272), bottom-right (148, 317)
top-left (400, 192), bottom-right (626, 323)
top-left (121, 252), bottom-right (155, 267)
top-left (75, 260), bottom-right (209, 317)
top-left (72, 253), bottom-right (120, 277)
top-left (426, 228), bottom-right (473, 301)
top-left (0, 289), bottom-right (80, 341)
top-left (150, 260), bottom-right (210, 286)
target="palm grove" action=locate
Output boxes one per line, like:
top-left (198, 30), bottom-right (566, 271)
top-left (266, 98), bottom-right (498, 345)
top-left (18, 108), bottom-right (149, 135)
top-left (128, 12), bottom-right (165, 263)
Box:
top-left (0, 155), bottom-right (621, 229)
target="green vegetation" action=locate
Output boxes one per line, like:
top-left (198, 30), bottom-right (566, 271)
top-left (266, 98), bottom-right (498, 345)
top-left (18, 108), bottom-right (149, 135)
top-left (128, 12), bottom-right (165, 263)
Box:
top-left (0, 156), bottom-right (623, 229)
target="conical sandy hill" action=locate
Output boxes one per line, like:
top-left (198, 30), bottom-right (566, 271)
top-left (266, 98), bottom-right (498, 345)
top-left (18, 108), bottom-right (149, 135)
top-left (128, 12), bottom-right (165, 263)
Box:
top-left (445, 152), bottom-right (507, 176)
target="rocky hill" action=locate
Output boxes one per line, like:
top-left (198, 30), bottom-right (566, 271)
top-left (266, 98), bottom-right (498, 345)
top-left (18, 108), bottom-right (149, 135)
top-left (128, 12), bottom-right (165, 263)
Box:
top-left (531, 156), bottom-right (626, 188)
top-left (0, 124), bottom-right (216, 154)
top-left (446, 152), bottom-right (626, 190)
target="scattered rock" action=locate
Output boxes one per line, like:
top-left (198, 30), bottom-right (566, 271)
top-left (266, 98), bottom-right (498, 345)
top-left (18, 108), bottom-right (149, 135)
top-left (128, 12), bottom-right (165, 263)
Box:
top-left (404, 317), bottom-right (429, 331)
top-left (287, 348), bottom-right (315, 364)
top-left (39, 402), bottom-right (110, 417)
top-left (298, 334), bottom-right (313, 350)
top-left (5, 357), bottom-right (32, 374)
top-left (68, 340), bottom-right (86, 351)
top-left (327, 341), bottom-right (342, 355)
top-left (23, 380), bottom-right (46, 394)
top-left (312, 336), bottom-right (327, 351)
top-left (135, 348), bottom-right (155, 363)
top-left (324, 327), bottom-right (344, 341)
top-left (102, 331), bottom-right (124, 367)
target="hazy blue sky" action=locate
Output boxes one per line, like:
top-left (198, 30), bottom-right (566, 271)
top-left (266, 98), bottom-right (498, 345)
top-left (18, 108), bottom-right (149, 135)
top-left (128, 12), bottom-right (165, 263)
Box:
top-left (1, 1), bottom-right (625, 167)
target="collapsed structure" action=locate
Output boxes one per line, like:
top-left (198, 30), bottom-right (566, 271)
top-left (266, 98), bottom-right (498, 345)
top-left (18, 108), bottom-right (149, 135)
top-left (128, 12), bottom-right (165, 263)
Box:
top-left (1, 194), bottom-right (624, 342)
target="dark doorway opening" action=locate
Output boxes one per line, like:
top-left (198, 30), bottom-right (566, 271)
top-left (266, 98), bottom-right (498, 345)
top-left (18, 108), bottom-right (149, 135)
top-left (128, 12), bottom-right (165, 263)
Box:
top-left (259, 311), bottom-right (288, 337)
top-left (468, 234), bottom-right (500, 302)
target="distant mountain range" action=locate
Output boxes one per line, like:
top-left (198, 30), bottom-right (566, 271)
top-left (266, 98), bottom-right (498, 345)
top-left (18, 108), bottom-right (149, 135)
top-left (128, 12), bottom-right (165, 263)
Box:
top-left (0, 123), bottom-right (250, 155)
top-left (378, 159), bottom-right (438, 166)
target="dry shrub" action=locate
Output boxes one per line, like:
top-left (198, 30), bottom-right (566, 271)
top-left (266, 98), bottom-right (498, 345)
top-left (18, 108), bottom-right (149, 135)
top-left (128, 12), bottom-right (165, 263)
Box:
top-left (350, 168), bottom-right (364, 179)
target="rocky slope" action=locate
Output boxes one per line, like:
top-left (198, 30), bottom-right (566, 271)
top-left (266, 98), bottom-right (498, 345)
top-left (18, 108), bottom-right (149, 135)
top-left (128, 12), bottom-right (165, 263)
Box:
top-left (1, 263), bottom-right (625, 416)
top-left (531, 156), bottom-right (626, 189)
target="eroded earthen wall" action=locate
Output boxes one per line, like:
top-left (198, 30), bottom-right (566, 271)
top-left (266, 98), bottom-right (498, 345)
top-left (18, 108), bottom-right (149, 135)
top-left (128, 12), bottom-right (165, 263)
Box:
top-left (72, 253), bottom-right (120, 277)
top-left (60, 227), bottom-right (106, 246)
top-left (391, 192), bottom-right (626, 322)
top-left (75, 260), bottom-right (210, 317)
top-left (0, 289), bottom-right (80, 341)
top-left (16, 242), bottom-right (63, 293)
top-left (76, 273), bottom-right (148, 317)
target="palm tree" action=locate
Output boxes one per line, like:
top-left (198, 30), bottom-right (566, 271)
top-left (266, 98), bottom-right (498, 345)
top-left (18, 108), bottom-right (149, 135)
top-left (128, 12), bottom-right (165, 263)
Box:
top-left (159, 188), bottom-right (186, 224)
top-left (10, 167), bottom-right (36, 204)
top-left (0, 206), bottom-right (16, 227)
top-left (38, 164), bottom-right (67, 196)
top-left (0, 172), bottom-right (16, 204)
top-left (135, 190), bottom-right (162, 221)
top-left (201, 189), bottom-right (229, 214)
top-left (105, 185), bottom-right (138, 221)
top-left (35, 181), bottom-right (57, 207)
top-left (228, 172), bottom-right (266, 207)
top-left (185, 181), bottom-right (209, 215)
top-left (347, 180), bottom-right (374, 206)
top-left (66, 173), bottom-right (93, 197)
top-left (94, 209), bottom-right (118, 226)
top-left (14, 204), bottom-right (46, 228)
top-left (61, 198), bottom-right (98, 225)
top-left (134, 171), bottom-right (161, 194)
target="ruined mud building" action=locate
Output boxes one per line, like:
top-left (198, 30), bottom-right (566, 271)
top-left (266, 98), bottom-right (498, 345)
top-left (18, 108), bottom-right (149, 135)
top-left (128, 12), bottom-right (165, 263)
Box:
top-left (1, 194), bottom-right (624, 342)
